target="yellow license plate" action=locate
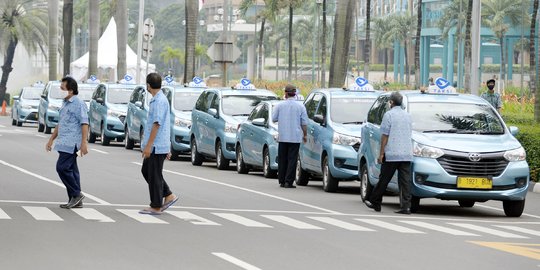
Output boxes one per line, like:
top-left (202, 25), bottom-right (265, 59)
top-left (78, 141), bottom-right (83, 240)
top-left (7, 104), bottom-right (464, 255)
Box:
top-left (457, 177), bottom-right (492, 189)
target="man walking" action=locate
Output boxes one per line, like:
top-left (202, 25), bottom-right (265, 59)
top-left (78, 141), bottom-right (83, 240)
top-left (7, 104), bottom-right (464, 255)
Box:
top-left (46, 77), bottom-right (88, 209)
top-left (139, 73), bottom-right (178, 215)
top-left (272, 84), bottom-right (308, 188)
top-left (365, 92), bottom-right (413, 214)
top-left (481, 79), bottom-right (502, 113)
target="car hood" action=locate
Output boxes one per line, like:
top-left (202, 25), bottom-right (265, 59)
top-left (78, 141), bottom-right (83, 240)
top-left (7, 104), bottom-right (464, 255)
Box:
top-left (230, 115), bottom-right (249, 123)
top-left (412, 132), bottom-right (522, 152)
top-left (173, 110), bottom-right (191, 120)
top-left (109, 103), bottom-right (128, 113)
top-left (21, 100), bottom-right (40, 107)
top-left (332, 123), bottom-right (363, 137)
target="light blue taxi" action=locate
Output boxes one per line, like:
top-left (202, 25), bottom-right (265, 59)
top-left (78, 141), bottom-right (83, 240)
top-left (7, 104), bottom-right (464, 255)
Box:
top-left (357, 78), bottom-right (529, 217)
top-left (190, 80), bottom-right (278, 170)
top-left (296, 79), bottom-right (381, 192)
top-left (12, 83), bottom-right (45, 126)
top-left (235, 100), bottom-right (280, 178)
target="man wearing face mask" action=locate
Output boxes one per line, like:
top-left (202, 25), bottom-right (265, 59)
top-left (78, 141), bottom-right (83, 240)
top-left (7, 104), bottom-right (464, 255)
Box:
top-left (481, 79), bottom-right (502, 113)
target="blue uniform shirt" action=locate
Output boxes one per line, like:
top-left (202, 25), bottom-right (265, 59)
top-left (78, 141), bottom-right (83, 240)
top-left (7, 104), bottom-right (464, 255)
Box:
top-left (380, 106), bottom-right (413, 162)
top-left (272, 98), bottom-right (308, 143)
top-left (54, 95), bottom-right (89, 154)
top-left (142, 90), bottom-right (171, 154)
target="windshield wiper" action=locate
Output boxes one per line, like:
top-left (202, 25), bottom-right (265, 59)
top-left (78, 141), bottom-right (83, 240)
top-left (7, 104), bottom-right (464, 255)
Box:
top-left (422, 129), bottom-right (458, 133)
top-left (342, 121), bottom-right (363, 125)
top-left (232, 114), bottom-right (250, 117)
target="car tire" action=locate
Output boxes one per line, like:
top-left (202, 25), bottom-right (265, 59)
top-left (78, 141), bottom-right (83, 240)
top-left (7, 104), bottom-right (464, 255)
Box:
top-left (44, 125), bottom-right (52, 134)
top-left (410, 196), bottom-right (420, 213)
top-left (236, 145), bottom-right (249, 174)
top-left (359, 163), bottom-right (373, 202)
top-left (295, 156), bottom-right (309, 186)
top-left (124, 126), bottom-right (134, 149)
top-left (16, 120), bottom-right (22, 127)
top-left (11, 119), bottom-right (16, 126)
top-left (322, 156), bottom-right (339, 193)
top-left (191, 137), bottom-right (204, 166)
top-left (38, 122), bottom-right (44, 132)
top-left (88, 129), bottom-right (97, 143)
top-left (458, 200), bottom-right (475, 208)
top-left (503, 199), bottom-right (525, 217)
top-left (101, 125), bottom-right (110, 146)
top-left (263, 148), bottom-right (277, 179)
top-left (216, 142), bottom-right (230, 170)
top-left (170, 146), bottom-right (181, 161)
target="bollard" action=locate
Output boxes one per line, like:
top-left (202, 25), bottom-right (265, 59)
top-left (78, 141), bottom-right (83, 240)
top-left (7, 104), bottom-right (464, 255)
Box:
top-left (0, 100), bottom-right (6, 116)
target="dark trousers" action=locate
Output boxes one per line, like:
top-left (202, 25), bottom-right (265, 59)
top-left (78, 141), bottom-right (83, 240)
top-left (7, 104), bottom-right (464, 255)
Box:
top-left (141, 150), bottom-right (172, 208)
top-left (369, 161), bottom-right (412, 210)
top-left (278, 142), bottom-right (300, 185)
top-left (56, 149), bottom-right (81, 199)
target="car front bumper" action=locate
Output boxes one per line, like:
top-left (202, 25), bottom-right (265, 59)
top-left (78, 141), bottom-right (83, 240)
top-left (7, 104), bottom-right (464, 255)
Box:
top-left (104, 116), bottom-right (126, 138)
top-left (171, 126), bottom-right (191, 153)
top-left (328, 144), bottom-right (359, 180)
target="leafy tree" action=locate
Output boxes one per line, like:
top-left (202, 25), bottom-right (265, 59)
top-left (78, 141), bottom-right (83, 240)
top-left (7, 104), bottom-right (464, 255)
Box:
top-left (414, 0), bottom-right (422, 88)
top-left (160, 46), bottom-right (184, 77)
top-left (328, 0), bottom-right (356, 87)
top-left (373, 17), bottom-right (392, 81)
top-left (383, 13), bottom-right (416, 85)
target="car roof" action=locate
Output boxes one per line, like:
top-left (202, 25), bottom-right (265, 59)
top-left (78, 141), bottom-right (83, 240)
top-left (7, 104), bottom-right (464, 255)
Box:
top-left (103, 83), bottom-right (138, 89)
top-left (208, 88), bottom-right (278, 97)
top-left (169, 86), bottom-right (206, 92)
top-left (380, 90), bottom-right (489, 105)
top-left (311, 88), bottom-right (382, 98)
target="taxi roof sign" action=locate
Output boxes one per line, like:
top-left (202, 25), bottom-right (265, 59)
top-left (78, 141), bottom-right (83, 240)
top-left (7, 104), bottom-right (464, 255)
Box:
top-left (349, 77), bottom-right (375, 91)
top-left (32, 81), bottom-right (45, 87)
top-left (188, 76), bottom-right (207, 87)
top-left (235, 78), bottom-right (256, 90)
top-left (119, 74), bottom-right (135, 84)
top-left (86, 75), bottom-right (100, 84)
top-left (162, 75), bottom-right (176, 86)
top-left (427, 77), bottom-right (456, 94)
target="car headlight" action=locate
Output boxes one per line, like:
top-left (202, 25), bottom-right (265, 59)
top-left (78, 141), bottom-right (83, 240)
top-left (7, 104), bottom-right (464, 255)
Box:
top-left (272, 133), bottom-right (279, 142)
top-left (224, 123), bottom-right (238, 134)
top-left (413, 141), bottom-right (444, 159)
top-left (175, 117), bottom-right (191, 128)
top-left (332, 132), bottom-right (361, 146)
top-left (503, 147), bottom-right (526, 162)
top-left (48, 104), bottom-right (61, 111)
top-left (107, 110), bottom-right (124, 118)
top-left (22, 104), bottom-right (33, 110)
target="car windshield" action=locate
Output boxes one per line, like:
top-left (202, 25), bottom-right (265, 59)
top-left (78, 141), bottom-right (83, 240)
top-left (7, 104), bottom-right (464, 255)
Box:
top-left (21, 88), bottom-right (43, 100)
top-left (409, 102), bottom-right (505, 134)
top-left (78, 86), bottom-right (95, 101)
top-left (331, 97), bottom-right (376, 124)
top-left (222, 95), bottom-right (278, 116)
top-left (49, 85), bottom-right (67, 99)
top-left (107, 88), bottom-right (134, 104)
top-left (173, 91), bottom-right (200, 111)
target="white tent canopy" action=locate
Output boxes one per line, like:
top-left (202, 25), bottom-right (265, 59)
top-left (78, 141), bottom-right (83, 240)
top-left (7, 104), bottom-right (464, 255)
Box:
top-left (70, 17), bottom-right (155, 82)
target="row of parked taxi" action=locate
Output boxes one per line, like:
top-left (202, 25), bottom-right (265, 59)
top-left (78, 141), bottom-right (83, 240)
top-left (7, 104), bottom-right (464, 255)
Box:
top-left (11, 76), bottom-right (530, 217)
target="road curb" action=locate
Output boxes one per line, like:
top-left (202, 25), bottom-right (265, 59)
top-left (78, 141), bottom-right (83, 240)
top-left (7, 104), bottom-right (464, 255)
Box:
top-left (529, 181), bottom-right (540, 194)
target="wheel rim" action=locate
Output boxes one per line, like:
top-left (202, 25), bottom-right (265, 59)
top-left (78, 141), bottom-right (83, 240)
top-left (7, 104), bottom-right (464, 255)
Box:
top-left (264, 152), bottom-right (269, 174)
top-left (217, 146), bottom-right (222, 166)
top-left (361, 170), bottom-right (368, 199)
top-left (295, 159), bottom-right (301, 179)
top-left (323, 162), bottom-right (329, 188)
top-left (191, 141), bottom-right (197, 161)
top-left (237, 148), bottom-right (243, 170)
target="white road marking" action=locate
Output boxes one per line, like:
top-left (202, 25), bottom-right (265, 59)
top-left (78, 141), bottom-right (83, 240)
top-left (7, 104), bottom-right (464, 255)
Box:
top-left (71, 208), bottom-right (115, 223)
top-left (90, 148), bottom-right (109, 154)
top-left (35, 134), bottom-right (47, 138)
top-left (262, 215), bottom-right (324, 230)
top-left (0, 208), bottom-right (11, 219)
top-left (167, 211), bottom-right (221, 226)
top-left (308, 216), bottom-right (374, 231)
top-left (117, 209), bottom-right (168, 224)
top-left (475, 204), bottom-right (540, 219)
top-left (131, 162), bottom-right (341, 215)
top-left (355, 219), bottom-right (424, 234)
top-left (0, 160), bottom-right (110, 205)
top-left (400, 220), bottom-right (479, 236)
top-left (23, 206), bottom-right (63, 221)
top-left (212, 253), bottom-right (261, 270)
top-left (0, 124), bottom-right (5, 128)
top-left (493, 225), bottom-right (540, 237)
top-left (449, 223), bottom-right (528, 238)
top-left (213, 213), bottom-right (272, 228)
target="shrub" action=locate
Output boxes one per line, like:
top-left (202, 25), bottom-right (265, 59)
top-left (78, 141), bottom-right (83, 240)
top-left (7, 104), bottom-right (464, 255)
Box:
top-left (513, 125), bottom-right (540, 182)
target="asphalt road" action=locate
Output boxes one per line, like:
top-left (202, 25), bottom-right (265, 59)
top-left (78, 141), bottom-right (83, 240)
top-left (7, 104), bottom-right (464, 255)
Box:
top-left (0, 116), bottom-right (539, 270)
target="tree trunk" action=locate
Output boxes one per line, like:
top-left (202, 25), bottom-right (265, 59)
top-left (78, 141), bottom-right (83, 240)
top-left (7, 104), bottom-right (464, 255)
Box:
top-left (414, 0), bottom-right (422, 88)
top-left (62, 0), bottom-right (73, 76)
top-left (364, 0), bottom-right (371, 80)
top-left (384, 48), bottom-right (388, 81)
top-left (464, 0), bottom-right (473, 92)
top-left (287, 5), bottom-right (293, 82)
top-left (531, 0), bottom-right (539, 122)
top-left (321, 0), bottom-right (327, 87)
top-left (49, 0), bottom-right (59, 80)
top-left (404, 40), bottom-right (410, 86)
top-left (329, 0), bottom-right (356, 87)
top-left (88, 0), bottom-right (99, 77)
top-left (258, 18), bottom-right (266, 80)
top-left (184, 0), bottom-right (199, 82)
top-left (294, 47), bottom-right (298, 80)
top-left (116, 0), bottom-right (128, 80)
top-left (276, 42), bottom-right (280, 81)
top-left (499, 36), bottom-right (506, 89)
top-left (0, 39), bottom-right (18, 103)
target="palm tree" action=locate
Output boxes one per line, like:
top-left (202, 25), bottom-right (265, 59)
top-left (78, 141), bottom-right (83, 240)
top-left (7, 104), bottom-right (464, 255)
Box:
top-left (184, 0), bottom-right (198, 83)
top-left (532, 0), bottom-right (539, 122)
top-left (116, 0), bottom-right (128, 79)
top-left (195, 44), bottom-right (209, 73)
top-left (286, 0), bottom-right (303, 81)
top-left (437, 0), bottom-right (468, 40)
top-left (328, 0), bottom-right (356, 87)
top-left (481, 0), bottom-right (529, 86)
top-left (464, 0), bottom-right (473, 92)
top-left (62, 0), bottom-right (73, 76)
top-left (384, 13), bottom-right (416, 85)
top-left (160, 46), bottom-right (184, 77)
top-left (414, 0), bottom-right (422, 88)
top-left (88, 0), bottom-right (99, 77)
top-left (0, 0), bottom-right (47, 103)
top-left (373, 17), bottom-right (392, 81)
top-left (321, 0), bottom-right (327, 87)
top-left (364, 0), bottom-right (371, 80)
top-left (49, 0), bottom-right (59, 80)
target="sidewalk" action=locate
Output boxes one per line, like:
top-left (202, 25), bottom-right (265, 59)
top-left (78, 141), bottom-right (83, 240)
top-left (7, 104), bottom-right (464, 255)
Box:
top-left (530, 181), bottom-right (540, 194)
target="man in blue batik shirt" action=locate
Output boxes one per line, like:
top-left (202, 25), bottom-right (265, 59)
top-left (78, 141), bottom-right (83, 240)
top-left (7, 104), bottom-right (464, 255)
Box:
top-left (139, 73), bottom-right (178, 215)
top-left (46, 77), bottom-right (89, 209)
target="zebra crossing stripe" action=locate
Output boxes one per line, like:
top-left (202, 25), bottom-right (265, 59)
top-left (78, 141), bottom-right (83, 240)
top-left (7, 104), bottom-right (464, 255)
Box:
top-left (493, 225), bottom-right (540, 237)
top-left (23, 206), bottom-right (63, 221)
top-left (213, 213), bottom-right (272, 228)
top-left (71, 208), bottom-right (115, 223)
top-left (262, 215), bottom-right (324, 230)
top-left (399, 220), bottom-right (479, 236)
top-left (117, 209), bottom-right (168, 224)
top-left (308, 216), bottom-right (375, 231)
top-left (355, 219), bottom-right (424, 234)
top-left (449, 223), bottom-right (528, 239)
top-left (0, 208), bottom-right (11, 219)
top-left (168, 211), bottom-right (221, 226)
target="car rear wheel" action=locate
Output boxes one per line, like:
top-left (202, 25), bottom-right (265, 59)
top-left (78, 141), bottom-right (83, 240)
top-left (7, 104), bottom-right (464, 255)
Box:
top-left (88, 129), bottom-right (97, 143)
top-left (11, 118), bottom-right (16, 126)
top-left (124, 126), bottom-right (134, 149)
top-left (101, 125), bottom-right (110, 146)
top-left (216, 142), bottom-right (230, 170)
top-left (503, 199), bottom-right (525, 217)
top-left (236, 145), bottom-right (249, 174)
top-left (322, 156), bottom-right (338, 193)
top-left (458, 200), bottom-right (475, 208)
top-left (16, 120), bottom-right (22, 127)
top-left (44, 125), bottom-right (52, 134)
top-left (263, 148), bottom-right (277, 179)
top-left (359, 163), bottom-right (373, 202)
top-left (191, 137), bottom-right (203, 166)
top-left (295, 156), bottom-right (309, 186)
top-left (170, 146), bottom-right (181, 161)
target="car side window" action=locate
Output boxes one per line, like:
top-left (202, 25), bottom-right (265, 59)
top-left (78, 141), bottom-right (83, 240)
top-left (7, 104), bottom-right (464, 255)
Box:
top-left (367, 98), bottom-right (382, 124)
top-left (368, 96), bottom-right (389, 125)
top-left (204, 92), bottom-right (216, 112)
top-left (210, 94), bottom-right (219, 110)
top-left (248, 104), bottom-right (262, 121)
top-left (129, 88), bottom-right (139, 104)
top-left (305, 93), bottom-right (322, 119)
top-left (195, 92), bottom-right (208, 111)
top-left (99, 86), bottom-right (106, 100)
top-left (316, 96), bottom-right (327, 117)
top-left (260, 104), bottom-right (269, 124)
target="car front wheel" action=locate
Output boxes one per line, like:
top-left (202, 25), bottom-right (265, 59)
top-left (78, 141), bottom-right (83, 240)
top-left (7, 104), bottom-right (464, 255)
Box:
top-left (322, 156), bottom-right (338, 193)
top-left (236, 145), bottom-right (249, 174)
top-left (191, 137), bottom-right (204, 166)
top-left (295, 156), bottom-right (309, 186)
top-left (263, 148), bottom-right (277, 178)
top-left (359, 163), bottom-right (373, 202)
top-left (503, 199), bottom-right (525, 217)
top-left (124, 126), bottom-right (134, 149)
top-left (216, 142), bottom-right (230, 170)
top-left (101, 125), bottom-right (110, 146)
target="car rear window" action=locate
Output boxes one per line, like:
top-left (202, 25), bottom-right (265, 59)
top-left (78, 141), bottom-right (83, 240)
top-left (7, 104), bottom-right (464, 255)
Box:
top-left (173, 91), bottom-right (200, 111)
top-left (222, 95), bottom-right (278, 116)
top-left (49, 85), bottom-right (67, 99)
top-left (78, 86), bottom-right (95, 101)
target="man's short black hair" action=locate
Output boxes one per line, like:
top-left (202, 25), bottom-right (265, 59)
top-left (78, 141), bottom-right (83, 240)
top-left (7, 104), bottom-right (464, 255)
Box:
top-left (390, 91), bottom-right (403, 106)
top-left (486, 79), bottom-right (496, 85)
top-left (61, 76), bottom-right (78, 95)
top-left (146, 73), bottom-right (162, 89)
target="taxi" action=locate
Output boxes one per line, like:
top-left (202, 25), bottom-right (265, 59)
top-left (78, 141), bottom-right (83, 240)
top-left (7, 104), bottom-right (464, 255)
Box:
top-left (88, 76), bottom-right (137, 146)
top-left (12, 82), bottom-right (45, 126)
top-left (235, 100), bottom-right (281, 178)
top-left (296, 78), bottom-right (381, 192)
top-left (357, 78), bottom-right (529, 217)
top-left (190, 79), bottom-right (278, 170)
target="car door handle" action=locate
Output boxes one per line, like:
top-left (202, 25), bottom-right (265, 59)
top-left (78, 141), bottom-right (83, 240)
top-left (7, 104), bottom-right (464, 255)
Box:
top-left (250, 133), bottom-right (254, 136)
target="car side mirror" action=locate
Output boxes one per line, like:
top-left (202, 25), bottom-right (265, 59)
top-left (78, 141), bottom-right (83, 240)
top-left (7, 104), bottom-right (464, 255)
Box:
top-left (252, 118), bottom-right (266, 127)
top-left (314, 114), bottom-right (325, 126)
top-left (96, 97), bottom-right (104, 104)
top-left (509, 126), bottom-right (519, 136)
top-left (208, 108), bottom-right (218, 118)
top-left (134, 101), bottom-right (143, 108)
top-left (41, 94), bottom-right (47, 99)
top-left (12, 96), bottom-right (19, 101)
